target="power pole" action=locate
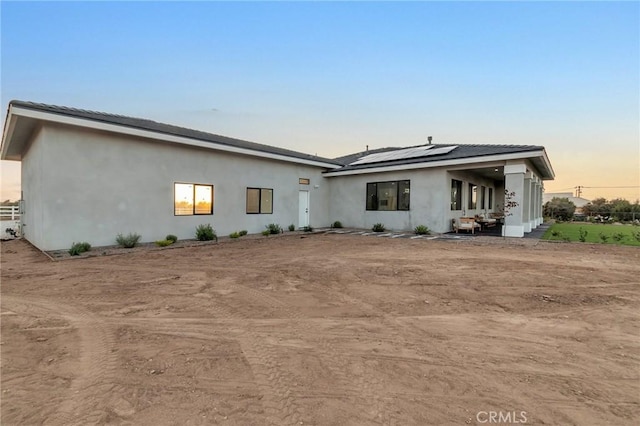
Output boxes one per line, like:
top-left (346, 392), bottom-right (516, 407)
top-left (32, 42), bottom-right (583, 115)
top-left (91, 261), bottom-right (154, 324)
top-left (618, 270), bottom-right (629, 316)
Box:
top-left (575, 186), bottom-right (582, 198)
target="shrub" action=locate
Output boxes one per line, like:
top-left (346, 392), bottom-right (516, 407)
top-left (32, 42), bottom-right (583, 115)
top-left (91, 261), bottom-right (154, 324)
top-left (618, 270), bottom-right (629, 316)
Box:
top-left (195, 224), bottom-right (217, 241)
top-left (303, 225), bottom-right (314, 232)
top-left (266, 223), bottom-right (282, 235)
top-left (261, 229), bottom-right (270, 237)
top-left (599, 232), bottom-right (609, 243)
top-left (578, 227), bottom-right (588, 243)
top-left (155, 239), bottom-right (173, 247)
top-left (551, 230), bottom-right (561, 237)
top-left (165, 234), bottom-right (178, 243)
top-left (288, 224), bottom-right (296, 232)
top-left (229, 231), bottom-right (240, 239)
top-left (69, 242), bottom-right (91, 256)
top-left (633, 230), bottom-right (640, 242)
top-left (612, 232), bottom-right (626, 242)
top-left (372, 223), bottom-right (386, 232)
top-left (239, 230), bottom-right (248, 236)
top-left (116, 233), bottom-right (141, 248)
top-left (414, 225), bottom-right (430, 235)
top-left (332, 221), bottom-right (343, 228)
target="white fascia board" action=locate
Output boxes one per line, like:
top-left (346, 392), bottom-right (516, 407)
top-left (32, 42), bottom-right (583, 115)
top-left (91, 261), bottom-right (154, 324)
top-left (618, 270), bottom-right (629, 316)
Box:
top-left (324, 150), bottom-right (549, 177)
top-left (10, 107), bottom-right (341, 169)
top-left (1, 107), bottom-right (18, 160)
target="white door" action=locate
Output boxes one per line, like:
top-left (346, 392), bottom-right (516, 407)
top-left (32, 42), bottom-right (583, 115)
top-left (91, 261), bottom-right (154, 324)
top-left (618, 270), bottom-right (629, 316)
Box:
top-left (298, 190), bottom-right (309, 228)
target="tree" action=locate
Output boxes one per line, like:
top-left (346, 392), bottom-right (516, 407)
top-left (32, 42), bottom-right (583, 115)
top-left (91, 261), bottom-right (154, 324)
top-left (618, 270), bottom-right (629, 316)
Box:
top-left (544, 197), bottom-right (576, 221)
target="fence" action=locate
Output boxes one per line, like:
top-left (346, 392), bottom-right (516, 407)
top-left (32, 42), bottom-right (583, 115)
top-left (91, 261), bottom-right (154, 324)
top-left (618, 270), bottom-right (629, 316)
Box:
top-left (0, 205), bottom-right (20, 221)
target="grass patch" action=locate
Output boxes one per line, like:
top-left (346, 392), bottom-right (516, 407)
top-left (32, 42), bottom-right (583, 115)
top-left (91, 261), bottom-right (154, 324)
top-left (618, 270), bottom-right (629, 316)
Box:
top-left (542, 223), bottom-right (640, 246)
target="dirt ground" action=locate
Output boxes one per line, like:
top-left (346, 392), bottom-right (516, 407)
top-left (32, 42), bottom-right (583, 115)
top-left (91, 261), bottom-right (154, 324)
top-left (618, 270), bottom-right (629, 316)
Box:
top-left (1, 234), bottom-right (639, 425)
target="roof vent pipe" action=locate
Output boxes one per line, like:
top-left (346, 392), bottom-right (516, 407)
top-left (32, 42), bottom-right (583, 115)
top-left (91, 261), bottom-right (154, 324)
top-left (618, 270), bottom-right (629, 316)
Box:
top-left (366, 145), bottom-right (369, 152)
top-left (428, 136), bottom-right (433, 145)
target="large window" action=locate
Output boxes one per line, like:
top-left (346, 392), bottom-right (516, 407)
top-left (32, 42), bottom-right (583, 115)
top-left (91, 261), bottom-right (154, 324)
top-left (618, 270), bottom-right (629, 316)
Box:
top-left (488, 188), bottom-right (494, 210)
top-left (366, 180), bottom-right (410, 211)
top-left (451, 179), bottom-right (463, 210)
top-left (468, 183), bottom-right (478, 210)
top-left (174, 183), bottom-right (213, 215)
top-left (480, 185), bottom-right (486, 210)
top-left (246, 188), bottom-right (273, 214)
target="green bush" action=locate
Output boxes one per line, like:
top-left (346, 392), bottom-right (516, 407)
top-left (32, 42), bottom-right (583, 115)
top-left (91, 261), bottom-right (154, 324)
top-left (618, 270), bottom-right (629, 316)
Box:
top-left (288, 224), bottom-right (296, 232)
top-left (332, 221), bottom-right (343, 228)
top-left (69, 242), bottom-right (91, 256)
top-left (266, 223), bottom-right (282, 235)
top-left (578, 227), bottom-right (588, 243)
top-left (634, 230), bottom-right (640, 242)
top-left (303, 225), bottom-right (314, 232)
top-left (599, 232), bottom-right (609, 243)
top-left (372, 223), bottom-right (386, 232)
top-left (261, 229), bottom-right (270, 237)
top-left (195, 224), bottom-right (217, 241)
top-left (229, 231), bottom-right (240, 239)
top-left (155, 239), bottom-right (173, 247)
top-left (116, 233), bottom-right (141, 248)
top-left (239, 230), bottom-right (248, 236)
top-left (414, 225), bottom-right (430, 235)
top-left (612, 232), bottom-right (626, 242)
top-left (166, 234), bottom-right (178, 243)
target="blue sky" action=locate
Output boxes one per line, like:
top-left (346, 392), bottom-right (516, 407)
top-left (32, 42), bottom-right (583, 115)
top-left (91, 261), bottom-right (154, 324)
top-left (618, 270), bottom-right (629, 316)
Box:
top-left (1, 1), bottom-right (638, 200)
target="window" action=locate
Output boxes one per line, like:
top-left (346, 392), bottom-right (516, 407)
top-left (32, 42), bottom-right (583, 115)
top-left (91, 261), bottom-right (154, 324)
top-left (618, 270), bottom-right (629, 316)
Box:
top-left (246, 188), bottom-right (273, 214)
top-left (488, 188), bottom-right (494, 210)
top-left (468, 183), bottom-right (477, 210)
top-left (299, 178), bottom-right (310, 185)
top-left (480, 185), bottom-right (486, 209)
top-left (174, 183), bottom-right (213, 215)
top-left (366, 180), bottom-right (410, 211)
top-left (451, 179), bottom-right (462, 210)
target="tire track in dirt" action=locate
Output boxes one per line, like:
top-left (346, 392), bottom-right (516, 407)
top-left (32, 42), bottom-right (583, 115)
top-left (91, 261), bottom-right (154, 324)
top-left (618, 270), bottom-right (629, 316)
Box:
top-left (2, 295), bottom-right (118, 426)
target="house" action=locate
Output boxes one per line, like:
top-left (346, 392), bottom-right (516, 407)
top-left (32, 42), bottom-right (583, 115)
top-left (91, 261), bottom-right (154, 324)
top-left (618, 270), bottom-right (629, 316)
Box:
top-left (543, 192), bottom-right (591, 214)
top-left (1, 101), bottom-right (554, 251)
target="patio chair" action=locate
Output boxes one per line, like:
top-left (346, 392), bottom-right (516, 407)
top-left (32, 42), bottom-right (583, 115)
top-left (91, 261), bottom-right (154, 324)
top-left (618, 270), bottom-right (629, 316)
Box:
top-left (454, 217), bottom-right (481, 234)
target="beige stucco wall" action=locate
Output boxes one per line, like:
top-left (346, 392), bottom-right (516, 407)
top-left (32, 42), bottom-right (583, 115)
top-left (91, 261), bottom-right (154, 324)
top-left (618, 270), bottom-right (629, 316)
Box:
top-left (327, 168), bottom-right (450, 233)
top-left (22, 124), bottom-right (331, 250)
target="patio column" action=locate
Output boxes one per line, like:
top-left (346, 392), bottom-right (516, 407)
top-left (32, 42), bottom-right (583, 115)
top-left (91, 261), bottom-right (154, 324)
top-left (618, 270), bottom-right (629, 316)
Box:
top-left (503, 163), bottom-right (526, 237)
top-left (523, 173), bottom-right (532, 233)
top-left (535, 181), bottom-right (542, 226)
top-left (529, 176), bottom-right (537, 230)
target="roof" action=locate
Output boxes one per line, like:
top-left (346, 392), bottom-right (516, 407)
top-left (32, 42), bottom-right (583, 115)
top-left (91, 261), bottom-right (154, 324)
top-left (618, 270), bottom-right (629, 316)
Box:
top-left (2, 100), bottom-right (342, 168)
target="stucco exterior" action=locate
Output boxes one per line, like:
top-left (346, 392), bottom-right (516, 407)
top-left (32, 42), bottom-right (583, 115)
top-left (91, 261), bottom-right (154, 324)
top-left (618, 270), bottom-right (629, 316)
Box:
top-left (20, 124), bottom-right (331, 250)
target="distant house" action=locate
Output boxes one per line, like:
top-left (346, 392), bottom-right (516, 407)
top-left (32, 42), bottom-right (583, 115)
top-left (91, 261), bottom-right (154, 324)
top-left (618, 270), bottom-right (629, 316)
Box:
top-left (1, 101), bottom-right (554, 250)
top-left (543, 192), bottom-right (591, 214)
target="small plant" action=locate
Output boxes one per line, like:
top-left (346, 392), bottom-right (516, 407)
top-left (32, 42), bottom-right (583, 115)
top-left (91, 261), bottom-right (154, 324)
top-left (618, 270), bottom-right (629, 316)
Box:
top-left (266, 223), bottom-right (283, 235)
top-left (166, 234), bottom-right (178, 243)
top-left (195, 224), bottom-right (217, 241)
top-left (288, 224), bottom-right (296, 232)
top-left (116, 233), bottom-right (141, 248)
top-left (229, 231), bottom-right (240, 239)
top-left (155, 239), bottom-right (173, 247)
top-left (633, 230), bottom-right (640, 242)
top-left (68, 242), bottom-right (91, 256)
top-left (303, 225), bottom-right (314, 232)
top-left (612, 232), bottom-right (626, 242)
top-left (414, 225), bottom-right (430, 235)
top-left (551, 230), bottom-right (561, 237)
top-left (332, 221), bottom-right (343, 228)
top-left (262, 229), bottom-right (271, 237)
top-left (562, 234), bottom-right (571, 242)
top-left (599, 232), bottom-right (609, 243)
top-left (239, 230), bottom-right (248, 236)
top-left (372, 223), bottom-right (386, 232)
top-left (578, 227), bottom-right (588, 243)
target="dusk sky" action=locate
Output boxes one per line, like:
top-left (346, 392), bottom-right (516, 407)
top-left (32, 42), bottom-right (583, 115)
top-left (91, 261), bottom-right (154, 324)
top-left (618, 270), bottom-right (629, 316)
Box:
top-left (1, 1), bottom-right (638, 201)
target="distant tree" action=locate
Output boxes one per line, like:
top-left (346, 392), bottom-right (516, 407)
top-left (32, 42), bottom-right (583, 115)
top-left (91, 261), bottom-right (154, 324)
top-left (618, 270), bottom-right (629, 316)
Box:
top-left (544, 197), bottom-right (576, 221)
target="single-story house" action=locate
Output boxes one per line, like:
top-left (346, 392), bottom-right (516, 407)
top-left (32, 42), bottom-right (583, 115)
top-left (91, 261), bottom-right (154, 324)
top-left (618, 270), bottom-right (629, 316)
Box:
top-left (1, 101), bottom-right (554, 251)
top-left (543, 192), bottom-right (591, 214)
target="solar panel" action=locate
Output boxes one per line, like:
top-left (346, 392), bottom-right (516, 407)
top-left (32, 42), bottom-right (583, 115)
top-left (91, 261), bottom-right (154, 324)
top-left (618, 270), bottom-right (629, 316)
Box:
top-left (349, 145), bottom-right (458, 166)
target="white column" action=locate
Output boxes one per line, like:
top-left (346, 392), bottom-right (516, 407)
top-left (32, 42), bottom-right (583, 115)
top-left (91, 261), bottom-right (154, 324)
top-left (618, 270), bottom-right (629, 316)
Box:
top-left (523, 173), bottom-right (532, 233)
top-left (503, 163), bottom-right (526, 237)
top-left (529, 176), bottom-right (538, 229)
top-left (536, 182), bottom-right (542, 226)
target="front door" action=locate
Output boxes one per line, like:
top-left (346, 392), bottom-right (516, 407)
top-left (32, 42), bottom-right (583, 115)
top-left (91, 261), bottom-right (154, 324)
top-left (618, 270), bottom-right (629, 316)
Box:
top-left (298, 190), bottom-right (309, 228)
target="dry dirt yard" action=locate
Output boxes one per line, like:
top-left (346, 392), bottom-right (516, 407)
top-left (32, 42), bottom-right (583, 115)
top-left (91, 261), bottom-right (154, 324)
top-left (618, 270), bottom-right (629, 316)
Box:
top-left (1, 234), bottom-right (639, 425)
